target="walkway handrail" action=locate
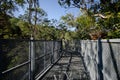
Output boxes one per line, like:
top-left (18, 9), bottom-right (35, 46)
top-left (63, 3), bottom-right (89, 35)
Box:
top-left (2, 50), bottom-right (58, 74)
top-left (35, 51), bottom-right (64, 80)
top-left (2, 49), bottom-right (60, 75)
top-left (2, 60), bottom-right (30, 74)
top-left (35, 49), bottom-right (60, 60)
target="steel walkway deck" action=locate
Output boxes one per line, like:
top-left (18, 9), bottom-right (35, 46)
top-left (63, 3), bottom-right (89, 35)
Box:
top-left (39, 50), bottom-right (90, 80)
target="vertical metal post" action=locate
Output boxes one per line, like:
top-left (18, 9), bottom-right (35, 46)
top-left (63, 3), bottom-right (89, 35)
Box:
top-left (59, 40), bottom-right (62, 57)
top-left (0, 39), bottom-right (2, 79)
top-left (29, 40), bottom-right (31, 80)
top-left (97, 38), bottom-right (103, 80)
top-left (44, 41), bottom-right (46, 69)
top-left (51, 41), bottom-right (54, 64)
top-left (30, 36), bottom-right (35, 80)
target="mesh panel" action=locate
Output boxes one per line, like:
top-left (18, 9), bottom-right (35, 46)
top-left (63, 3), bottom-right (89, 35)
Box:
top-left (0, 39), bottom-right (29, 80)
top-left (34, 40), bottom-right (62, 77)
top-left (81, 39), bottom-right (120, 80)
top-left (2, 64), bottom-right (29, 80)
top-left (102, 42), bottom-right (120, 80)
top-left (0, 39), bottom-right (62, 80)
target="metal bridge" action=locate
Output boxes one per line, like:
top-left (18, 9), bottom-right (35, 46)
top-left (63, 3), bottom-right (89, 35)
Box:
top-left (1, 39), bottom-right (120, 80)
top-left (0, 39), bottom-right (90, 80)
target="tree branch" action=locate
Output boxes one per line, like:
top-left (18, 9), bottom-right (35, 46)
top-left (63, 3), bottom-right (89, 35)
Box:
top-left (94, 13), bottom-right (107, 18)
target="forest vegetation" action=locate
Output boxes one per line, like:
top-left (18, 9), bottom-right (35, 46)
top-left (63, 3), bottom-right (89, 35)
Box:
top-left (0, 0), bottom-right (120, 40)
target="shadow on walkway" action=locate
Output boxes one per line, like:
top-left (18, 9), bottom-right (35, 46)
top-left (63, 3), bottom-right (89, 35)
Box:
top-left (42, 50), bottom-right (90, 80)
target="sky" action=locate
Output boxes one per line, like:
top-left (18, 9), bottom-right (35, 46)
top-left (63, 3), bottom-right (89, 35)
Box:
top-left (15, 0), bottom-right (80, 20)
top-left (39, 0), bottom-right (80, 20)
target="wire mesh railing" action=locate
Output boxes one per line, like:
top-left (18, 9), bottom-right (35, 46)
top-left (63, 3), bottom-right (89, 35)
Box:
top-left (62, 39), bottom-right (120, 80)
top-left (0, 39), bottom-right (30, 80)
top-left (0, 39), bottom-right (62, 80)
top-left (1, 39), bottom-right (119, 80)
top-left (81, 39), bottom-right (120, 80)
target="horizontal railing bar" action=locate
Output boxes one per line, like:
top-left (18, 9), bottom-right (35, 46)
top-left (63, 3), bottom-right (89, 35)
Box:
top-left (32, 40), bottom-right (62, 42)
top-left (35, 51), bottom-right (64, 80)
top-left (2, 60), bottom-right (30, 74)
top-left (35, 58), bottom-right (61, 80)
top-left (35, 64), bottom-right (51, 77)
top-left (81, 39), bottom-right (120, 43)
top-left (0, 39), bottom-right (62, 42)
top-left (2, 49), bottom-right (60, 74)
top-left (35, 53), bottom-right (51, 60)
top-left (35, 49), bottom-right (60, 60)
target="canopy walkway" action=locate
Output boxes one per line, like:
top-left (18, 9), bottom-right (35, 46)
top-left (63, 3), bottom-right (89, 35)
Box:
top-left (0, 39), bottom-right (120, 80)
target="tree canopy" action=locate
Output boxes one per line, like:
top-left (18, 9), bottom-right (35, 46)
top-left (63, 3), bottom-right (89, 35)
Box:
top-left (58, 0), bottom-right (120, 39)
top-left (0, 0), bottom-right (120, 40)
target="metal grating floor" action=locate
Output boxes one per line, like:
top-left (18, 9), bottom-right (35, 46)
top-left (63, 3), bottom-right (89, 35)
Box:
top-left (42, 51), bottom-right (90, 80)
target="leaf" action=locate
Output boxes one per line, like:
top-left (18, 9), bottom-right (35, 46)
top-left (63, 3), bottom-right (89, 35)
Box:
top-left (3, 35), bottom-right (9, 39)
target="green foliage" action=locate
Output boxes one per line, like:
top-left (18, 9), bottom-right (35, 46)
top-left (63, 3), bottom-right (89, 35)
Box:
top-left (108, 29), bottom-right (120, 38)
top-left (1, 0), bottom-right (120, 40)
top-left (0, 0), bottom-right (26, 15)
top-left (17, 20), bottom-right (31, 38)
top-left (58, 0), bottom-right (120, 39)
top-left (75, 13), bottom-right (95, 39)
top-left (61, 13), bottom-right (76, 27)
top-left (58, 0), bottom-right (93, 8)
top-left (96, 0), bottom-right (120, 38)
top-left (7, 42), bottom-right (28, 69)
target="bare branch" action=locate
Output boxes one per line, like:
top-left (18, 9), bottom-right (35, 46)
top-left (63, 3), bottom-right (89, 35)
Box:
top-left (94, 13), bottom-right (107, 18)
